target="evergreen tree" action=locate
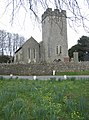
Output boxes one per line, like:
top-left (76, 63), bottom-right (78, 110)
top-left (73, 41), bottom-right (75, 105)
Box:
top-left (68, 36), bottom-right (89, 61)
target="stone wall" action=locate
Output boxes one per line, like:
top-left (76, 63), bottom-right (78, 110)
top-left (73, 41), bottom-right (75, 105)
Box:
top-left (0, 62), bottom-right (89, 76)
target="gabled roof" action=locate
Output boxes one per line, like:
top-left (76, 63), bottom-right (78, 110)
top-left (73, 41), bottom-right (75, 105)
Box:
top-left (23, 36), bottom-right (39, 46)
top-left (15, 36), bottom-right (39, 54)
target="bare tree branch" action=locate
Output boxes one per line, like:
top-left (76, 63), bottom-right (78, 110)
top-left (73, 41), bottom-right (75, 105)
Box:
top-left (2, 0), bottom-right (89, 32)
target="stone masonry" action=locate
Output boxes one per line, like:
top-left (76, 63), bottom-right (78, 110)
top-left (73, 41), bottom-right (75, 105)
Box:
top-left (42, 8), bottom-right (69, 62)
top-left (14, 8), bottom-right (69, 63)
top-left (0, 62), bottom-right (89, 76)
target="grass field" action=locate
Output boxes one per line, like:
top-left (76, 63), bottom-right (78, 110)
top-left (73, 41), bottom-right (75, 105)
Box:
top-left (0, 78), bottom-right (89, 120)
top-left (56, 70), bottom-right (89, 75)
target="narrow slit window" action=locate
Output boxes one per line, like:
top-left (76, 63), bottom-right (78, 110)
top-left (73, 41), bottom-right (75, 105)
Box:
top-left (33, 49), bottom-right (36, 59)
top-left (60, 46), bottom-right (62, 53)
top-left (56, 46), bottom-right (59, 54)
top-left (28, 48), bottom-right (31, 59)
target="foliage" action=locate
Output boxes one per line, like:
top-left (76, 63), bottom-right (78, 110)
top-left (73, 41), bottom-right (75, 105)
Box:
top-left (0, 55), bottom-right (12, 63)
top-left (56, 70), bottom-right (89, 75)
top-left (68, 36), bottom-right (89, 61)
top-left (0, 79), bottom-right (89, 120)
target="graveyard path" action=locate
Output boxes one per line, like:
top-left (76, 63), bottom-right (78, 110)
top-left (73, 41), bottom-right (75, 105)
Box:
top-left (0, 75), bottom-right (89, 80)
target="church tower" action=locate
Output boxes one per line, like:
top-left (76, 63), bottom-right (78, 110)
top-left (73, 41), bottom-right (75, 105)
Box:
top-left (42, 8), bottom-right (69, 62)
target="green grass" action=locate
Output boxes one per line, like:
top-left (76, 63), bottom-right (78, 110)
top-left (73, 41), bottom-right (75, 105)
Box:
top-left (56, 70), bottom-right (89, 75)
top-left (0, 78), bottom-right (89, 120)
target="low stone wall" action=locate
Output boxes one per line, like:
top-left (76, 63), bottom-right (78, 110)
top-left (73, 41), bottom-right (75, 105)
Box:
top-left (0, 62), bottom-right (89, 75)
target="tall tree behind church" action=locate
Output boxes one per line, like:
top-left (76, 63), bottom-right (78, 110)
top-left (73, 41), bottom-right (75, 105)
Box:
top-left (0, 30), bottom-right (25, 56)
top-left (0, 30), bottom-right (7, 55)
top-left (12, 33), bottom-right (24, 56)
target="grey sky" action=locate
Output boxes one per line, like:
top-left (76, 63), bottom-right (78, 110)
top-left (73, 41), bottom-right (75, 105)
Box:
top-left (0, 0), bottom-right (89, 49)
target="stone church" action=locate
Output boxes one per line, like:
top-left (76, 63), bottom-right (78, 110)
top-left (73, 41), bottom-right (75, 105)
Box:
top-left (14, 8), bottom-right (69, 63)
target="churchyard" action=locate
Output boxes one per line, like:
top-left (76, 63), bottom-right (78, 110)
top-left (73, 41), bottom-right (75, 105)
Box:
top-left (0, 77), bottom-right (89, 120)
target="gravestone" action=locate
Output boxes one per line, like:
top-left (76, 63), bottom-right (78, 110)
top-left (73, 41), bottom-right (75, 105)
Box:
top-left (73, 52), bottom-right (79, 62)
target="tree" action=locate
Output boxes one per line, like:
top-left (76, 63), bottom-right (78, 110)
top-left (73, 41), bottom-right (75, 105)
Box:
top-left (7, 32), bottom-right (12, 56)
top-left (68, 36), bottom-right (89, 61)
top-left (12, 33), bottom-right (25, 56)
top-left (4, 0), bottom-right (89, 31)
top-left (0, 30), bottom-right (25, 57)
top-left (0, 30), bottom-right (7, 56)
top-left (0, 55), bottom-right (11, 63)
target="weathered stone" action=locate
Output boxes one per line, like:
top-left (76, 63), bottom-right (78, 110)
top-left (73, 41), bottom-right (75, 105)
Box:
top-left (14, 8), bottom-right (69, 63)
top-left (0, 62), bottom-right (89, 75)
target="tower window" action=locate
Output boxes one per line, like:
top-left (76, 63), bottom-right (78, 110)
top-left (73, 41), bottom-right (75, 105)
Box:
top-left (56, 46), bottom-right (59, 54)
top-left (56, 45), bottom-right (62, 54)
top-left (60, 46), bottom-right (62, 53)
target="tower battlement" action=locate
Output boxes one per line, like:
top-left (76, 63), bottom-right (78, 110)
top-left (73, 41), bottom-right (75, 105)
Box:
top-left (42, 8), bottom-right (66, 21)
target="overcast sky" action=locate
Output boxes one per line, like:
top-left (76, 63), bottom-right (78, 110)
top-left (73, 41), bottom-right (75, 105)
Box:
top-left (0, 0), bottom-right (89, 49)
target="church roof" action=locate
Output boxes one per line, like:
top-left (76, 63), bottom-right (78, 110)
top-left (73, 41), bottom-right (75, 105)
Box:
top-left (15, 47), bottom-right (22, 53)
top-left (23, 36), bottom-right (39, 46)
top-left (15, 36), bottom-right (39, 54)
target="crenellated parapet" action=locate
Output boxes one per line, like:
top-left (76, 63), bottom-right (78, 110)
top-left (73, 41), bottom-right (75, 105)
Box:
top-left (42, 8), bottom-right (66, 21)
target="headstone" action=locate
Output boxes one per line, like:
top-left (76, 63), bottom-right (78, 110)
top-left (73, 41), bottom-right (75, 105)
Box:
top-left (84, 52), bottom-right (89, 61)
top-left (10, 74), bottom-right (13, 78)
top-left (33, 76), bottom-right (37, 80)
top-left (64, 75), bottom-right (67, 80)
top-left (73, 52), bottom-right (79, 62)
top-left (53, 70), bottom-right (56, 75)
